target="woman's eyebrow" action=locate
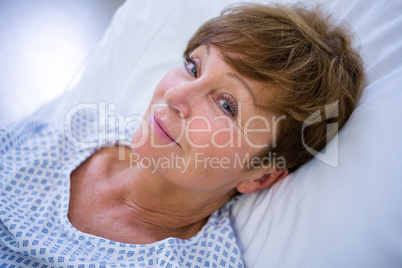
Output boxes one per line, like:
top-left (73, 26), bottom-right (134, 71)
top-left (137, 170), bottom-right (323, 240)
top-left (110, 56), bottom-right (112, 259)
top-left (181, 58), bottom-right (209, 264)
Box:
top-left (226, 72), bottom-right (257, 105)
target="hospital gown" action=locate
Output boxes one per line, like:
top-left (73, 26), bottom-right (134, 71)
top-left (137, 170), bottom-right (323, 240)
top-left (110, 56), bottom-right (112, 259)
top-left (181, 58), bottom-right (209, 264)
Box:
top-left (0, 108), bottom-right (244, 267)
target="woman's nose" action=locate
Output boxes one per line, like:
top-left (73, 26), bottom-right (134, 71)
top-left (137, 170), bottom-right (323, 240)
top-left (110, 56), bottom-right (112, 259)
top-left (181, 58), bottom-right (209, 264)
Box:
top-left (163, 82), bottom-right (202, 119)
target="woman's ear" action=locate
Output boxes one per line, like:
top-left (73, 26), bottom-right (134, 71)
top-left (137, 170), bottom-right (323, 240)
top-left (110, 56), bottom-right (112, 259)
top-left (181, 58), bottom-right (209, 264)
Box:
top-left (236, 169), bottom-right (288, 194)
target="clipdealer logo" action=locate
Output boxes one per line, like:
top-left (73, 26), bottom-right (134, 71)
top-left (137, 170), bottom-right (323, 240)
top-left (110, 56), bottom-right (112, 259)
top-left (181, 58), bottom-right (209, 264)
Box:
top-left (302, 101), bottom-right (339, 167)
top-left (64, 100), bottom-right (340, 168)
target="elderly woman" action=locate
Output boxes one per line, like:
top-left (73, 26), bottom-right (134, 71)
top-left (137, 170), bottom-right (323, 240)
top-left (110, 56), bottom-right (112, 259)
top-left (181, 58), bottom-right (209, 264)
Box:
top-left (0, 2), bottom-right (364, 267)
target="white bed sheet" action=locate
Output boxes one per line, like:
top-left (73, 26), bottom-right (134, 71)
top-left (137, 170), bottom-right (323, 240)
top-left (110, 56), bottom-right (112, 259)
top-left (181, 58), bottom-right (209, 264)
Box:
top-left (32, 0), bottom-right (402, 267)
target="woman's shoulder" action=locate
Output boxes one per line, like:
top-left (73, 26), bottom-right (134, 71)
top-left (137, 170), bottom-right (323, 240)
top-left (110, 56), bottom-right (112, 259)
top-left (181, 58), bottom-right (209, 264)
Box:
top-left (0, 109), bottom-right (99, 190)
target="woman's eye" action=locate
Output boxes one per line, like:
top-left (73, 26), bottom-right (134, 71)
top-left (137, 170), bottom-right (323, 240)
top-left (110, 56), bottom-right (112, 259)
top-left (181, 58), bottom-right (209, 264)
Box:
top-left (216, 94), bottom-right (238, 118)
top-left (185, 56), bottom-right (198, 78)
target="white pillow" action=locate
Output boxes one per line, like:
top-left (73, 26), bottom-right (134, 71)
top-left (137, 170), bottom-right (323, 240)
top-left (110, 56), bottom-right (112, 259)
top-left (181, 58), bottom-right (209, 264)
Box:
top-left (33, 0), bottom-right (402, 267)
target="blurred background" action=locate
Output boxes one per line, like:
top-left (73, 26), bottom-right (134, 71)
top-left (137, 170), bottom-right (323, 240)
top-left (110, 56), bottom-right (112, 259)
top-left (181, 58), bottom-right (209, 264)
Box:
top-left (0, 0), bottom-right (125, 124)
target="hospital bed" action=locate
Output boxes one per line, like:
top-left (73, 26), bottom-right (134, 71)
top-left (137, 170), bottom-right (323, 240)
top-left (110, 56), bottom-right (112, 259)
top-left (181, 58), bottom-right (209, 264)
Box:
top-left (31, 0), bottom-right (402, 267)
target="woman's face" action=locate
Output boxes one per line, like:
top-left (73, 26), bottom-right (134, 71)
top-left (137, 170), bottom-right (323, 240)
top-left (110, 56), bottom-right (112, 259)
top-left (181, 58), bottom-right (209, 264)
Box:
top-left (131, 45), bottom-right (280, 195)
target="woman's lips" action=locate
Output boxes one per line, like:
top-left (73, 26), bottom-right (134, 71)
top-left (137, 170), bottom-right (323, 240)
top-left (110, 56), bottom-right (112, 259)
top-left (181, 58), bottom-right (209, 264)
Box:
top-left (151, 113), bottom-right (180, 147)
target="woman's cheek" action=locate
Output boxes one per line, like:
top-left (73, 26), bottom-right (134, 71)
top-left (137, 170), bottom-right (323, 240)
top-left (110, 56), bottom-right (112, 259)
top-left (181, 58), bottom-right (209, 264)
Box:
top-left (153, 70), bottom-right (178, 96)
top-left (187, 128), bottom-right (235, 155)
top-left (210, 129), bottom-right (234, 148)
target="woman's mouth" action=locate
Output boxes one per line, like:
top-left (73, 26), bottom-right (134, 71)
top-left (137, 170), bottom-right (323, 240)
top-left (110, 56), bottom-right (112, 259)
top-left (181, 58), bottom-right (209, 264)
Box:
top-left (151, 113), bottom-right (181, 147)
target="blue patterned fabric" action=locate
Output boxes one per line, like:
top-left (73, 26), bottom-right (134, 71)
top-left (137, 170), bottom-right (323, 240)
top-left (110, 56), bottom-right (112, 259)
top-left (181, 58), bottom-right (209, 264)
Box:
top-left (0, 108), bottom-right (244, 267)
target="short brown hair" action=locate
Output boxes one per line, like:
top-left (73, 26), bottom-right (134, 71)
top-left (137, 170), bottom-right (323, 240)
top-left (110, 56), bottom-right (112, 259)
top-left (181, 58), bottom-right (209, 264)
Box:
top-left (184, 3), bottom-right (365, 172)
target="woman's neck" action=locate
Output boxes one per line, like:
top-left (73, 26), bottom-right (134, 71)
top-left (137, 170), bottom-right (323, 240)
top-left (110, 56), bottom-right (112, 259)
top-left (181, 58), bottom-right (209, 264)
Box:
top-left (68, 146), bottom-right (234, 244)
